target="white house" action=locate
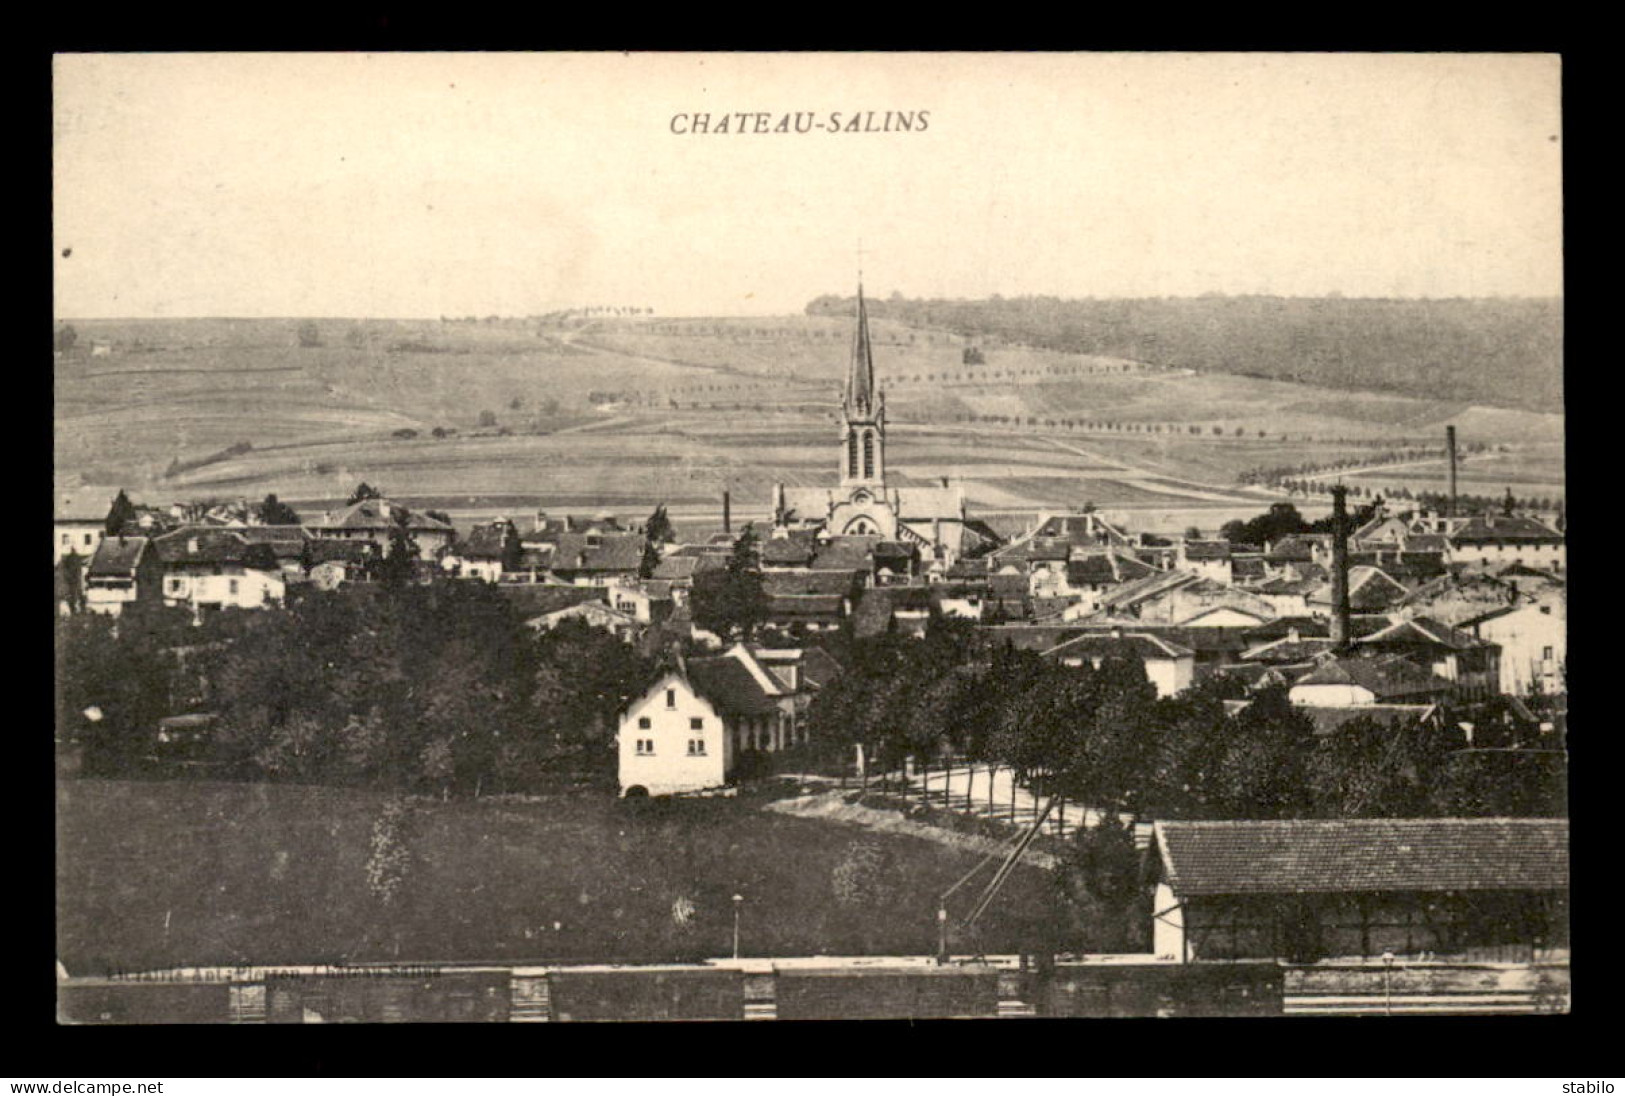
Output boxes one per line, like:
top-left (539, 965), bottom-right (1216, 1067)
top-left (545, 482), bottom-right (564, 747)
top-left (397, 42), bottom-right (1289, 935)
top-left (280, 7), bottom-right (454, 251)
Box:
top-left (1464, 595), bottom-right (1566, 697)
top-left (152, 528), bottom-right (287, 613)
top-left (618, 645), bottom-right (806, 797)
top-left (84, 536), bottom-right (162, 615)
top-left (54, 501), bottom-right (106, 566)
top-left (1040, 630), bottom-right (1196, 698)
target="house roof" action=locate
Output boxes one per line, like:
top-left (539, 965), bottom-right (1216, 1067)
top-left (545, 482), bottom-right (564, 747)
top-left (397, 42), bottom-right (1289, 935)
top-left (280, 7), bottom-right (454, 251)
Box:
top-left (1291, 655), bottom-right (1452, 700)
top-left (527, 601), bottom-right (638, 629)
top-left (811, 537), bottom-right (877, 572)
top-left (652, 555), bottom-right (701, 581)
top-left (765, 593), bottom-right (848, 621)
top-left (1357, 615), bottom-right (1487, 652)
top-left (87, 536), bottom-right (150, 577)
top-left (1155, 818), bottom-right (1568, 896)
top-left (1290, 702), bottom-right (1442, 736)
top-left (233, 525), bottom-right (312, 559)
top-left (318, 498), bottom-right (453, 532)
top-left (308, 539), bottom-right (375, 565)
top-left (1182, 540), bottom-right (1233, 562)
top-left (1240, 635), bottom-right (1338, 664)
top-left (799, 646), bottom-right (845, 689)
top-left (151, 527), bottom-right (258, 566)
top-left (761, 537), bottom-right (817, 566)
top-left (496, 584), bottom-right (608, 617)
top-left (686, 655), bottom-right (782, 716)
top-left (1066, 551), bottom-right (1159, 587)
top-left (460, 522), bottom-right (516, 560)
top-left (1449, 514), bottom-right (1564, 545)
top-left (1043, 632), bottom-right (1196, 662)
top-left (551, 531), bottom-right (647, 573)
top-left (764, 570), bottom-right (860, 598)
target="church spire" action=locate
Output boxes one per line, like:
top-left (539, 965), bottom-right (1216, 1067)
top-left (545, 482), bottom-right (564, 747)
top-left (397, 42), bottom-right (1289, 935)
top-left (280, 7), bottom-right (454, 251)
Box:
top-left (846, 280), bottom-right (876, 417)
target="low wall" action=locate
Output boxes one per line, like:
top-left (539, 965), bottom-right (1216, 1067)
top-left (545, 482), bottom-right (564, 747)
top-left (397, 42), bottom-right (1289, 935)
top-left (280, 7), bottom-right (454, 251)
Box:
top-left (1038, 962), bottom-right (1283, 1018)
top-left (774, 967), bottom-right (1001, 1021)
top-left (548, 969), bottom-right (744, 1022)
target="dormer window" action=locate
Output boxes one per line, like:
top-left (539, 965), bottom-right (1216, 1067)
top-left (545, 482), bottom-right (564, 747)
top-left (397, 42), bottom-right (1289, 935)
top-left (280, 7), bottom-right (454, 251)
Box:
top-left (666, 688), bottom-right (676, 708)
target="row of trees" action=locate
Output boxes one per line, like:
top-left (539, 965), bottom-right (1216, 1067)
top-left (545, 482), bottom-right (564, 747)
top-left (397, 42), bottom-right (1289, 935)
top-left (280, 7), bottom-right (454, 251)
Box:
top-left (805, 621), bottom-right (1566, 821)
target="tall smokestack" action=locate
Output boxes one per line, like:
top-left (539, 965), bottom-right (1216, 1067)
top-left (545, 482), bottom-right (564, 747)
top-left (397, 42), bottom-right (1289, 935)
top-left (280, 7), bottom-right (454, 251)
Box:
top-left (1446, 425), bottom-right (1458, 518)
top-left (1330, 484), bottom-right (1351, 651)
top-left (723, 490), bottom-right (731, 535)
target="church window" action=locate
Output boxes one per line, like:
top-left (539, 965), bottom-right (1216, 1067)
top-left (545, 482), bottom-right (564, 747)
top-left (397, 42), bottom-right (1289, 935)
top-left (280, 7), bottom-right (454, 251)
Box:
top-left (638, 716), bottom-right (651, 729)
top-left (863, 431), bottom-right (875, 479)
top-left (848, 432), bottom-right (859, 478)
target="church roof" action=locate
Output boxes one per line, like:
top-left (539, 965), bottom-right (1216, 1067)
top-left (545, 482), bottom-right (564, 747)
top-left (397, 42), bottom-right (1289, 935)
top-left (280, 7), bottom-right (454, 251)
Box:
top-left (846, 283), bottom-right (876, 416)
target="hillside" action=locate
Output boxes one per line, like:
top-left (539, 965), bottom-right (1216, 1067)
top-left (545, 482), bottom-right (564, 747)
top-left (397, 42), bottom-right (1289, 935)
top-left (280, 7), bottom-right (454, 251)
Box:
top-left (806, 295), bottom-right (1564, 415)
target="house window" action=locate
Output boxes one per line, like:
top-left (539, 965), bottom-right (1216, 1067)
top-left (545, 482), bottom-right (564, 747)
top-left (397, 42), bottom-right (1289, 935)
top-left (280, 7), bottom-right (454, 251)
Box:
top-left (228, 579), bottom-right (239, 595)
top-left (83, 533), bottom-right (93, 546)
top-left (666, 688), bottom-right (676, 708)
top-left (60, 533), bottom-right (69, 546)
top-left (689, 717), bottom-right (703, 731)
top-left (638, 716), bottom-right (651, 730)
top-left (1543, 646), bottom-right (1554, 661)
top-left (167, 578), bottom-right (185, 593)
top-left (636, 739), bottom-right (654, 755)
top-left (687, 739), bottom-right (706, 756)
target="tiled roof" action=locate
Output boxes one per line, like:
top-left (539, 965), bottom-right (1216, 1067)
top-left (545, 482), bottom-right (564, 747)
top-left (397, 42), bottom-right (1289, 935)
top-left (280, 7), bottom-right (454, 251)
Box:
top-left (851, 588), bottom-right (896, 637)
top-left (799, 646), bottom-right (845, 689)
top-left (764, 594), bottom-right (847, 621)
top-left (1043, 632), bottom-right (1195, 662)
top-left (1240, 636), bottom-right (1338, 664)
top-left (1291, 702), bottom-right (1442, 736)
top-left (151, 527), bottom-right (253, 565)
top-left (551, 531), bottom-right (647, 573)
top-left (234, 525), bottom-right (312, 558)
top-left (1291, 655), bottom-right (1452, 700)
top-left (761, 537), bottom-right (816, 565)
top-left (1155, 818), bottom-right (1568, 896)
top-left (1182, 540), bottom-right (1233, 561)
top-left (686, 656), bottom-right (782, 716)
top-left (1449, 514), bottom-right (1564, 545)
top-left (1358, 615), bottom-right (1486, 652)
top-left (460, 522), bottom-right (517, 560)
top-left (495, 584), bottom-right (608, 617)
top-left (811, 537), bottom-right (877, 572)
top-left (652, 555), bottom-right (701, 581)
top-left (87, 536), bottom-right (150, 577)
top-left (764, 570), bottom-right (860, 597)
top-left (308, 539), bottom-right (374, 564)
top-left (319, 498), bottom-right (453, 531)
top-left (1066, 551), bottom-right (1159, 586)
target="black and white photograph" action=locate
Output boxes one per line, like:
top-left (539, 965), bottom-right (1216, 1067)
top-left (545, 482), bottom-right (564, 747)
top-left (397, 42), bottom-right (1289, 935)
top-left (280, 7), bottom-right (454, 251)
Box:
top-left (51, 51), bottom-right (1567, 1025)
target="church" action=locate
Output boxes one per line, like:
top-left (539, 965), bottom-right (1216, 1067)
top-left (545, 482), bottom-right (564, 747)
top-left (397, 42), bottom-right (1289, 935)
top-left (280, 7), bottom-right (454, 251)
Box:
top-left (769, 285), bottom-right (1001, 566)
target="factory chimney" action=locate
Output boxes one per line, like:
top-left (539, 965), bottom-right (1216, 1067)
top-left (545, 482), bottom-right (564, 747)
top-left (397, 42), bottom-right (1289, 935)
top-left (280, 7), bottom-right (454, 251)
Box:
top-left (1446, 425), bottom-right (1459, 518)
top-left (1330, 484), bottom-right (1352, 651)
top-left (723, 490), bottom-right (731, 535)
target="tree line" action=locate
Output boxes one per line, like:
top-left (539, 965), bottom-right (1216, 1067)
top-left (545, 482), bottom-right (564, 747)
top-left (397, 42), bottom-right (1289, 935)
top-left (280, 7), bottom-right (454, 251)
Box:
top-left (806, 293), bottom-right (1563, 414)
top-left (805, 620), bottom-right (1566, 821)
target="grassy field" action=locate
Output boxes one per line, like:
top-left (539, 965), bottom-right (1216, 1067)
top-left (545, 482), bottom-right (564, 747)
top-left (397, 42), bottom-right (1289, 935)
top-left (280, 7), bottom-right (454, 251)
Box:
top-left (54, 314), bottom-right (1563, 526)
top-left (56, 779), bottom-right (1061, 973)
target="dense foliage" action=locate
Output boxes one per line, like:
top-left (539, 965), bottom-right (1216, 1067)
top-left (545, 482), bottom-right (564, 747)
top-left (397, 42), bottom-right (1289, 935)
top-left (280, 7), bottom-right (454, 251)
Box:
top-left (807, 293), bottom-right (1563, 413)
top-left (54, 585), bottom-right (658, 795)
top-left (805, 622), bottom-right (1564, 820)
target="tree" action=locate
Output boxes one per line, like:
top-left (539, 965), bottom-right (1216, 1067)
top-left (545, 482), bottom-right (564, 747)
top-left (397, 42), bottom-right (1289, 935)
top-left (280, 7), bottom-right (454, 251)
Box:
top-left (347, 482), bottom-right (384, 505)
top-left (689, 524), bottom-right (767, 642)
top-left (104, 490), bottom-right (138, 537)
top-left (644, 503), bottom-right (676, 545)
top-left (297, 321), bottom-right (322, 348)
top-left (477, 410), bottom-right (498, 428)
top-left (379, 511), bottom-right (420, 589)
top-left (258, 493), bottom-right (302, 525)
top-left (1053, 814), bottom-right (1149, 953)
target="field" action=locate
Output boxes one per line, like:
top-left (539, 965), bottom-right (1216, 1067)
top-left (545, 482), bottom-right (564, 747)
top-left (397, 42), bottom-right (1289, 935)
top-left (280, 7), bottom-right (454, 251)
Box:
top-left (54, 313), bottom-right (1564, 535)
top-left (55, 779), bottom-right (1059, 973)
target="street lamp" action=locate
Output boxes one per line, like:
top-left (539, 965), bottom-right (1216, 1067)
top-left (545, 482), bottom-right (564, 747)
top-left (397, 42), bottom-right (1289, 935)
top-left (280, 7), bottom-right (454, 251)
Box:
top-left (937, 902), bottom-right (950, 966)
top-left (732, 894), bottom-right (744, 960)
top-left (1382, 951), bottom-right (1395, 1016)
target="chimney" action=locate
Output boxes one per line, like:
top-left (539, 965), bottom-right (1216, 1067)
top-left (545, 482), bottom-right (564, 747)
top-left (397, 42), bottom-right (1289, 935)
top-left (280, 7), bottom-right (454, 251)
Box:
top-left (1330, 484), bottom-right (1352, 651)
top-left (1446, 425), bottom-right (1459, 518)
top-left (723, 490), bottom-right (731, 535)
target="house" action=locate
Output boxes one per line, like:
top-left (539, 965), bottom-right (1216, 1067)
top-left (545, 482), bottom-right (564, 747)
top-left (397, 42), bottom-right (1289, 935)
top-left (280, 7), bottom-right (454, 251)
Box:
top-left (54, 497), bottom-right (107, 565)
top-left (1150, 818), bottom-right (1569, 962)
top-left (1445, 513), bottom-right (1565, 572)
top-left (151, 528), bottom-right (287, 612)
top-left (1176, 540), bottom-right (1234, 584)
top-left (84, 536), bottom-right (163, 615)
top-left (1041, 630), bottom-right (1196, 697)
top-left (527, 599), bottom-right (642, 641)
top-left (1288, 654), bottom-right (1455, 707)
top-left (1354, 616), bottom-right (1501, 700)
top-left (617, 645), bottom-right (806, 796)
top-left (308, 497), bottom-right (455, 561)
top-left (305, 539), bottom-right (377, 590)
top-left (547, 530), bottom-right (648, 587)
top-left (1462, 593), bottom-right (1566, 698)
top-left (451, 519), bottom-right (521, 583)
top-left (609, 582), bottom-right (675, 626)
top-left (1306, 565), bottom-right (1413, 617)
top-left (234, 525), bottom-right (315, 581)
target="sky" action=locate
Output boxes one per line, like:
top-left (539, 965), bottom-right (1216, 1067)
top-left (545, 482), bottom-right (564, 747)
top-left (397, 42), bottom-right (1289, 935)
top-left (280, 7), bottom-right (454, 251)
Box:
top-left (53, 52), bottom-right (1563, 318)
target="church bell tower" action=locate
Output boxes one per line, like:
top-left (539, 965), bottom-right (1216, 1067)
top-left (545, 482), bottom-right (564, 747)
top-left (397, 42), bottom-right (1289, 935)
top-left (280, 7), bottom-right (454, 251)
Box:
top-left (840, 282), bottom-right (886, 488)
